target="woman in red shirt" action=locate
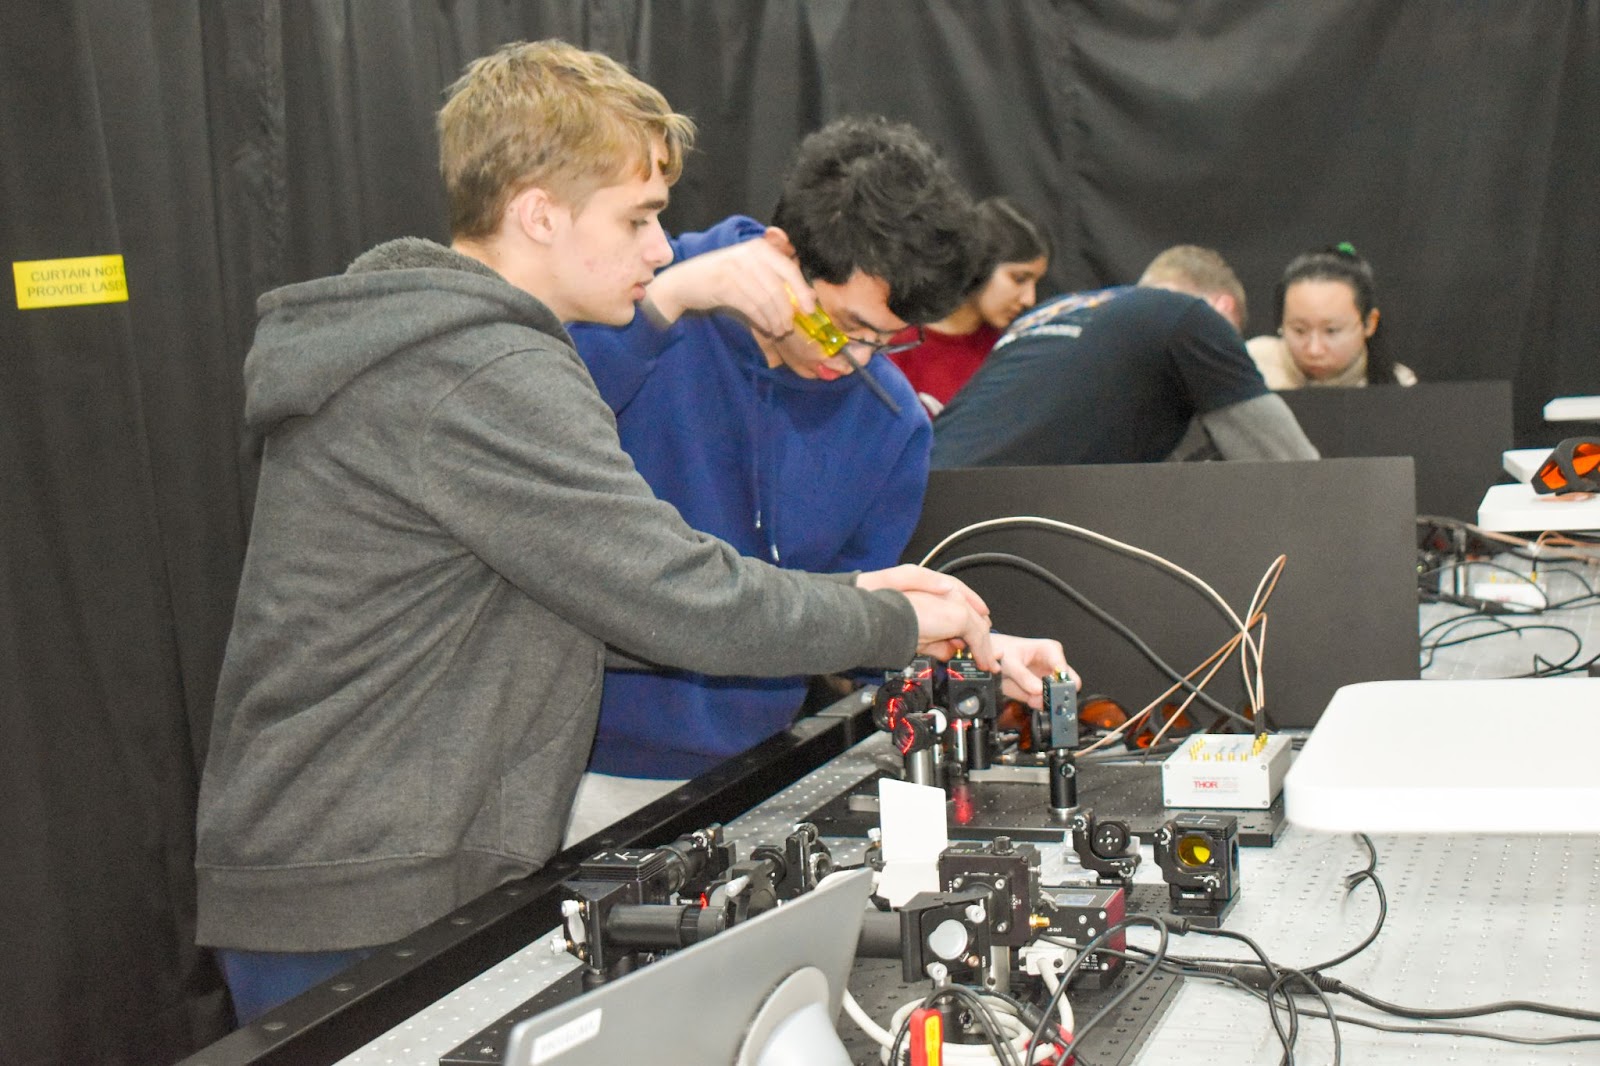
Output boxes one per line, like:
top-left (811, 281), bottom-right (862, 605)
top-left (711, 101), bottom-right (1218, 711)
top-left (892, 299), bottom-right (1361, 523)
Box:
top-left (889, 197), bottom-right (1051, 415)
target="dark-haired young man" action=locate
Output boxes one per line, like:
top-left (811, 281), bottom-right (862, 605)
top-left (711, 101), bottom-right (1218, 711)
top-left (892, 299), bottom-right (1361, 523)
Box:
top-left (566, 118), bottom-right (1068, 838)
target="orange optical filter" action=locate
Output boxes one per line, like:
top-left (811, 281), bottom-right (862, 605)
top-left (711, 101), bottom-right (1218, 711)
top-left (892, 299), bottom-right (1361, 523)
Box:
top-left (1532, 438), bottom-right (1600, 495)
top-left (1079, 695), bottom-right (1129, 732)
top-left (1125, 702), bottom-right (1196, 750)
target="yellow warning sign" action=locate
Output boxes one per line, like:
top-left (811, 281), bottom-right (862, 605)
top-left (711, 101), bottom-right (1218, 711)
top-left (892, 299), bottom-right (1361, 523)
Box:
top-left (13, 254), bottom-right (129, 310)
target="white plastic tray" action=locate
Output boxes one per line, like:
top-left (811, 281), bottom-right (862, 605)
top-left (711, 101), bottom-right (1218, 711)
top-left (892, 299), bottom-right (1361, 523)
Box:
top-left (1285, 678), bottom-right (1600, 832)
top-left (1477, 481), bottom-right (1600, 532)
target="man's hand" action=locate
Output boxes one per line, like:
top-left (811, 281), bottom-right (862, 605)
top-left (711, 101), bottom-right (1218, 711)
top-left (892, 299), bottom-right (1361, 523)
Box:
top-left (900, 588), bottom-right (995, 668)
top-left (856, 564), bottom-right (989, 618)
top-left (642, 227), bottom-right (811, 337)
top-left (858, 565), bottom-right (994, 666)
top-left (990, 633), bottom-right (1077, 710)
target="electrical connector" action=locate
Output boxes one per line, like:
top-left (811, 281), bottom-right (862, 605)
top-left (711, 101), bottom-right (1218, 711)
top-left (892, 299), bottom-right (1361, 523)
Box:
top-left (1019, 940), bottom-right (1076, 978)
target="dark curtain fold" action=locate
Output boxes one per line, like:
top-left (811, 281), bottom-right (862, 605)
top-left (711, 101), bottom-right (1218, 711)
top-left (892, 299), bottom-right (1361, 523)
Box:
top-left (2, 3), bottom-right (1597, 1063)
top-left (0, 2), bottom-right (239, 1062)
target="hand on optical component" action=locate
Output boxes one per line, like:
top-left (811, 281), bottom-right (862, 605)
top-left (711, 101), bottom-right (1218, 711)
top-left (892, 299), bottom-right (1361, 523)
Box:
top-left (990, 633), bottom-right (1077, 710)
top-left (855, 564), bottom-right (990, 618)
top-left (899, 587), bottom-right (996, 668)
top-left (857, 566), bottom-right (994, 664)
top-left (641, 227), bottom-right (811, 338)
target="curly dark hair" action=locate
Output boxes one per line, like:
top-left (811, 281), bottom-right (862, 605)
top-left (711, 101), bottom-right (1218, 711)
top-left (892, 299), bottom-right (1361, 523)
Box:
top-left (771, 116), bottom-right (981, 326)
top-left (1275, 244), bottom-right (1397, 384)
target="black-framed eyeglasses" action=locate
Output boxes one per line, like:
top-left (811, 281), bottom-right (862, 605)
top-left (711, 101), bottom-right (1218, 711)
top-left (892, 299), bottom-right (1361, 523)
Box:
top-left (845, 326), bottom-right (923, 361)
top-left (831, 327), bottom-right (923, 417)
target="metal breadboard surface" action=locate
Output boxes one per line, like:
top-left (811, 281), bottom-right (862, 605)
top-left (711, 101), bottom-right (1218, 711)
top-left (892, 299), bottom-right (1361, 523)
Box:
top-left (804, 752), bottom-right (1285, 847)
top-left (336, 732), bottom-right (1600, 1065)
top-left (1125, 830), bottom-right (1600, 1064)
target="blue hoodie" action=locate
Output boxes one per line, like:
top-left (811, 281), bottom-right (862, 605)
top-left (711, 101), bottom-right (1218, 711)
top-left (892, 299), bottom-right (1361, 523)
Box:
top-left (570, 217), bottom-right (931, 777)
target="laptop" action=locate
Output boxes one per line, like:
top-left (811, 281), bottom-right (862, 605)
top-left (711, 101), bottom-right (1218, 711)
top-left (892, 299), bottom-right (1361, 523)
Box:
top-left (502, 869), bottom-right (872, 1066)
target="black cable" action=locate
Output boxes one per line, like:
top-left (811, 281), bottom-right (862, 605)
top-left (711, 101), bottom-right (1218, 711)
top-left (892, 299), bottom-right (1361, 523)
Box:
top-left (1420, 620), bottom-right (1584, 675)
top-left (885, 982), bottom-right (1021, 1066)
top-left (1419, 611), bottom-right (1512, 646)
top-left (926, 519), bottom-right (1287, 632)
top-left (1253, 989), bottom-right (1600, 1047)
top-left (1299, 834), bottom-right (1386, 975)
top-left (1181, 924), bottom-right (1284, 970)
top-left (1270, 968), bottom-right (1342, 1065)
top-left (1541, 595), bottom-right (1600, 616)
top-left (1300, 1012), bottom-right (1600, 1046)
top-left (1111, 944), bottom-right (1600, 1053)
top-left (1421, 571), bottom-right (1600, 623)
top-left (1541, 584), bottom-right (1600, 611)
top-left (1181, 924), bottom-right (1302, 1062)
top-left (1528, 564), bottom-right (1600, 610)
top-left (1095, 948), bottom-right (1298, 1063)
top-left (1149, 954), bottom-right (1600, 1049)
top-left (1526, 646), bottom-right (1600, 677)
top-left (937, 552), bottom-right (1254, 730)
top-left (1315, 976), bottom-right (1600, 1025)
top-left (886, 1002), bottom-right (913, 1066)
top-left (1417, 588), bottom-right (1524, 616)
top-left (941, 984), bottom-right (1023, 1066)
top-left (1130, 838), bottom-right (1382, 983)
top-left (1522, 641), bottom-right (1587, 677)
top-left (1117, 937), bottom-right (1303, 1062)
top-left (940, 551), bottom-right (1249, 728)
top-left (1415, 515), bottom-right (1600, 562)
top-left (975, 986), bottom-right (1048, 1034)
top-left (1416, 558), bottom-right (1552, 610)
top-left (1028, 915), bottom-right (1172, 1061)
top-left (1251, 833), bottom-right (1381, 1061)
top-left (1420, 617), bottom-right (1529, 659)
top-left (1417, 618), bottom-right (1511, 671)
top-left (1112, 830), bottom-right (1600, 1057)
top-left (1068, 942), bottom-right (1171, 1053)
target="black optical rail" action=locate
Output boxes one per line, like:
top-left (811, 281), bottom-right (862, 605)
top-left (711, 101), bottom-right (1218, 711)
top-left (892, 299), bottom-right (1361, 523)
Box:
top-left (177, 697), bottom-right (877, 1066)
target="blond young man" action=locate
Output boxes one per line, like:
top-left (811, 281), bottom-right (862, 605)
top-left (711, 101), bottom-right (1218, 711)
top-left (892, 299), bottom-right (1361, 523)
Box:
top-left (196, 40), bottom-right (999, 1023)
top-left (1138, 244), bottom-right (1250, 334)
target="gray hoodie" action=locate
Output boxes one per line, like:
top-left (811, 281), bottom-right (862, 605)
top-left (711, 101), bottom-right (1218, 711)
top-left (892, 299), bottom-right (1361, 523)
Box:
top-left (195, 239), bottom-right (917, 951)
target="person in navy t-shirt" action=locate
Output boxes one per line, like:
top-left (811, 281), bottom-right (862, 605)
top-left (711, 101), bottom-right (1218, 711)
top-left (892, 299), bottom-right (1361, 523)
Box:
top-left (932, 245), bottom-right (1319, 468)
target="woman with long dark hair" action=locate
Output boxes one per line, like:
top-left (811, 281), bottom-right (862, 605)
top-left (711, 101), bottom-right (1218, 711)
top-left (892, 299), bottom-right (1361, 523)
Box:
top-left (1247, 243), bottom-right (1415, 388)
top-left (888, 196), bottom-right (1052, 414)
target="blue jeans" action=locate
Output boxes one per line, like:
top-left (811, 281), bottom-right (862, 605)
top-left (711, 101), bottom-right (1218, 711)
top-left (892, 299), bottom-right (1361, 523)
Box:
top-left (217, 947), bottom-right (375, 1025)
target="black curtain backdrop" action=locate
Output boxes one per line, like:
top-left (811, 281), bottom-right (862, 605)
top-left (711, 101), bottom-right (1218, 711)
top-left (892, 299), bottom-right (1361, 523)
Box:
top-left (1, 4), bottom-right (247, 1064)
top-left (2, 3), bottom-right (1596, 1063)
